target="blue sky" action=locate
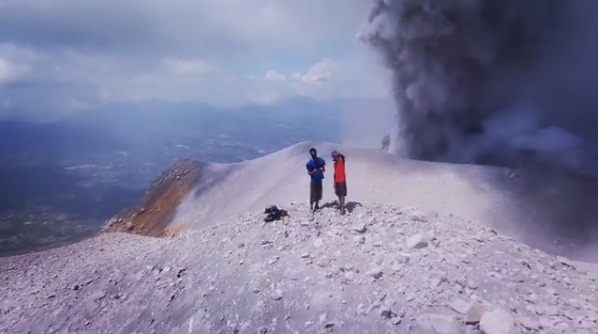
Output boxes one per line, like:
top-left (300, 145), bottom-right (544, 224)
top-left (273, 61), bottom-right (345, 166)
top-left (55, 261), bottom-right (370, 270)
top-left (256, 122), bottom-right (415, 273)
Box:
top-left (0, 0), bottom-right (392, 119)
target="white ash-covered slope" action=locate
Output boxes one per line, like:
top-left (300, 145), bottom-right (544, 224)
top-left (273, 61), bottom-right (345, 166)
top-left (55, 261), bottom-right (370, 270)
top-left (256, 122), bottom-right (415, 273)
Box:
top-left (1, 203), bottom-right (596, 334)
top-left (169, 141), bottom-right (597, 262)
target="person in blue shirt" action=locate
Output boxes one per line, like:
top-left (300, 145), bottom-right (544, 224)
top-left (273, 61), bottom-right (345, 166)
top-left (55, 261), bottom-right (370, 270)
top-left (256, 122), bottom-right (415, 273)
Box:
top-left (306, 147), bottom-right (326, 212)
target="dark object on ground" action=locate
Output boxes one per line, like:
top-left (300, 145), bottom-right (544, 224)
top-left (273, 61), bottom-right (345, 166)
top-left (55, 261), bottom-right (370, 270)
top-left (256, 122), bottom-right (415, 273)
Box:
top-left (263, 205), bottom-right (289, 222)
top-left (264, 205), bottom-right (278, 214)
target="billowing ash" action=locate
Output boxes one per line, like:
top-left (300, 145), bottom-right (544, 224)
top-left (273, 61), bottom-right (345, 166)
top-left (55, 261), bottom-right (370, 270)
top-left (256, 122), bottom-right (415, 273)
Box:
top-left (358, 0), bottom-right (597, 175)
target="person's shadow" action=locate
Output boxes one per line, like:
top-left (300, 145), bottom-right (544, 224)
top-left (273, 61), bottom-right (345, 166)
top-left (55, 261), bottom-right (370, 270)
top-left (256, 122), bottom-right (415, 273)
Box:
top-left (320, 200), bottom-right (363, 213)
top-left (345, 201), bottom-right (362, 213)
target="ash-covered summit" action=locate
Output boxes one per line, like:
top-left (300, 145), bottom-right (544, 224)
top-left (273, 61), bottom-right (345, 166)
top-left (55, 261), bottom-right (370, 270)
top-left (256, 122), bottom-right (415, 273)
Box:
top-left (0, 202), bottom-right (596, 333)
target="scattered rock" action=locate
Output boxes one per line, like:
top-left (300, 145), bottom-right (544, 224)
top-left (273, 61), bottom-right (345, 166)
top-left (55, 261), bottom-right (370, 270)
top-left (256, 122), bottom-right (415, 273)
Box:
top-left (89, 291), bottom-right (106, 302)
top-left (368, 268), bottom-right (384, 279)
top-left (416, 313), bottom-right (460, 334)
top-left (556, 256), bottom-right (575, 269)
top-left (519, 317), bottom-right (539, 331)
top-left (408, 210), bottom-right (428, 222)
top-left (316, 258), bottom-right (329, 268)
top-left (449, 298), bottom-right (470, 314)
top-left (270, 289), bottom-right (283, 301)
top-left (314, 239), bottom-right (324, 248)
top-left (479, 308), bottom-right (516, 334)
top-left (380, 307), bottom-right (396, 319)
top-left (430, 276), bottom-right (447, 289)
top-left (390, 264), bottom-right (402, 272)
top-left (353, 223), bottom-right (367, 233)
top-left (519, 259), bottom-right (531, 269)
top-left (406, 233), bottom-right (429, 249)
top-left (553, 322), bottom-right (570, 332)
top-left (465, 301), bottom-right (486, 324)
top-left (353, 235), bottom-right (366, 244)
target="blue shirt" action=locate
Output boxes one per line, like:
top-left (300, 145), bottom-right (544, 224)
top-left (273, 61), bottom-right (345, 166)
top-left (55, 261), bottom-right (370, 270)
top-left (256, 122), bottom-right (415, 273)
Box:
top-left (306, 157), bottom-right (326, 183)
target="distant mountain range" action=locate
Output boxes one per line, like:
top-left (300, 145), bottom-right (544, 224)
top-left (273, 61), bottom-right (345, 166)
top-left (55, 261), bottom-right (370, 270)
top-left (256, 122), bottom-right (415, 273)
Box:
top-left (0, 96), bottom-right (393, 159)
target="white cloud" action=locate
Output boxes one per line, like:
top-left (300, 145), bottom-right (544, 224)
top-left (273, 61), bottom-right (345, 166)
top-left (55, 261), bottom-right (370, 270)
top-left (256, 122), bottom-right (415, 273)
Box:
top-left (0, 49), bottom-right (32, 85)
top-left (292, 61), bottom-right (334, 84)
top-left (247, 92), bottom-right (280, 105)
top-left (0, 58), bottom-right (14, 83)
top-left (264, 70), bottom-right (286, 82)
top-left (256, 52), bottom-right (391, 102)
top-left (0, 0), bottom-right (392, 117)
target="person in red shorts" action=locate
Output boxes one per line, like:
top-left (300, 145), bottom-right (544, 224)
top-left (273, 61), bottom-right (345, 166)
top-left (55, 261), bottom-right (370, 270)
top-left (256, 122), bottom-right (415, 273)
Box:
top-left (331, 150), bottom-right (347, 215)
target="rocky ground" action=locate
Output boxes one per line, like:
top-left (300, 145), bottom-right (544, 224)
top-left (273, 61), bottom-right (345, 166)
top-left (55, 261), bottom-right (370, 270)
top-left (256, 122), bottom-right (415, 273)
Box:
top-left (0, 202), bottom-right (597, 334)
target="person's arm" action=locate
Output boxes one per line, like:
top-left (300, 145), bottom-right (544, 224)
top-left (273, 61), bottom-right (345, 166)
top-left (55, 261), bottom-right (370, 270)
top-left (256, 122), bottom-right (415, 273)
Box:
top-left (307, 162), bottom-right (315, 175)
top-left (333, 162), bottom-right (336, 181)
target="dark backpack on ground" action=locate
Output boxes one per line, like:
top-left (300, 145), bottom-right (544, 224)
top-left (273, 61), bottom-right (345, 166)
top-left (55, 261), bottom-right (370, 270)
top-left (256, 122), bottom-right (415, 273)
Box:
top-left (264, 205), bottom-right (288, 222)
top-left (264, 205), bottom-right (278, 214)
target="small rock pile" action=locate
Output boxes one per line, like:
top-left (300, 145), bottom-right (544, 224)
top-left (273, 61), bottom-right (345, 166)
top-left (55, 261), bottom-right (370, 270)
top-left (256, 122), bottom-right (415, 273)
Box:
top-left (0, 202), bottom-right (596, 334)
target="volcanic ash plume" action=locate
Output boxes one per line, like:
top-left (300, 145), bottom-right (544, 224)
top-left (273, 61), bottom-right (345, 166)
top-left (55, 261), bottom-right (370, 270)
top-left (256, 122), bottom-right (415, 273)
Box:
top-left (358, 0), bottom-right (597, 175)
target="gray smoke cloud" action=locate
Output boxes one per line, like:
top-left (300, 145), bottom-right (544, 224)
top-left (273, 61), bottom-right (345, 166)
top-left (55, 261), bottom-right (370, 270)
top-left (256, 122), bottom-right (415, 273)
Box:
top-left (358, 0), bottom-right (597, 176)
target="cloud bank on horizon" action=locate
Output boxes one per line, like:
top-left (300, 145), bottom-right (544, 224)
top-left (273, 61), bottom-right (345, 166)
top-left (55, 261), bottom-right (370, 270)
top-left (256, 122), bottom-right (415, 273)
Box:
top-left (0, 0), bottom-right (391, 119)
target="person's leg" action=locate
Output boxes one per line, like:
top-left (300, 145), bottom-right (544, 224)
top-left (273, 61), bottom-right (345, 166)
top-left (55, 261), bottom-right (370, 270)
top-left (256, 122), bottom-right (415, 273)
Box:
top-left (334, 182), bottom-right (341, 210)
top-left (314, 181), bottom-right (323, 211)
top-left (309, 182), bottom-right (316, 211)
top-left (334, 182), bottom-right (344, 212)
top-left (340, 182), bottom-right (347, 214)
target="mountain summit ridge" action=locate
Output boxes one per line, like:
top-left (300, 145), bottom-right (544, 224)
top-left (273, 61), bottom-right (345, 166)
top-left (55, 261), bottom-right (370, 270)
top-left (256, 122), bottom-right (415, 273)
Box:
top-left (105, 141), bottom-right (597, 262)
